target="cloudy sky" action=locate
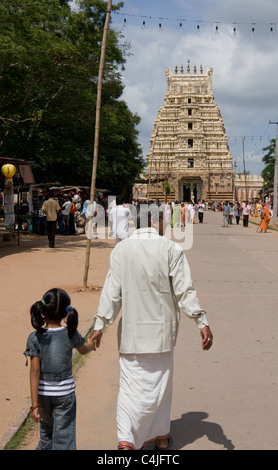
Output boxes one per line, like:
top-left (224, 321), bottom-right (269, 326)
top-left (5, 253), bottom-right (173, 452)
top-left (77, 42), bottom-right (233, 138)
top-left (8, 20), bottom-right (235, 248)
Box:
top-left (110, 0), bottom-right (278, 175)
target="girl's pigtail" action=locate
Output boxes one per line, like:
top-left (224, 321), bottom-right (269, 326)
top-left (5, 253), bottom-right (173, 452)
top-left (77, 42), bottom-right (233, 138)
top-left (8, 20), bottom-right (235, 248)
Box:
top-left (66, 306), bottom-right (78, 338)
top-left (30, 300), bottom-right (45, 333)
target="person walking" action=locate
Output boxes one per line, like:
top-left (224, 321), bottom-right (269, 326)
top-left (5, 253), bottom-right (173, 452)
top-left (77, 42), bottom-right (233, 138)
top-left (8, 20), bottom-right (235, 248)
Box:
top-left (24, 288), bottom-right (96, 450)
top-left (82, 197), bottom-right (98, 239)
top-left (229, 202), bottom-right (234, 225)
top-left (259, 203), bottom-right (271, 232)
top-left (109, 196), bottom-right (131, 245)
top-left (235, 202), bottom-right (241, 225)
top-left (59, 196), bottom-right (72, 235)
top-left (171, 201), bottom-right (181, 227)
top-left (90, 208), bottom-right (213, 450)
top-left (242, 201), bottom-right (251, 227)
top-left (198, 200), bottom-right (205, 223)
top-left (164, 202), bottom-right (172, 226)
top-left (180, 202), bottom-right (186, 227)
top-left (69, 196), bottom-right (76, 235)
top-left (42, 191), bottom-right (60, 248)
top-left (222, 201), bottom-right (230, 227)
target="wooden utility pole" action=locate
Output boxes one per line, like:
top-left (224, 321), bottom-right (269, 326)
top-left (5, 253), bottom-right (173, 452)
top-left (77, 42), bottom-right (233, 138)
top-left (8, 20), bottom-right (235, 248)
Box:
top-left (83, 0), bottom-right (112, 288)
top-left (242, 137), bottom-right (248, 201)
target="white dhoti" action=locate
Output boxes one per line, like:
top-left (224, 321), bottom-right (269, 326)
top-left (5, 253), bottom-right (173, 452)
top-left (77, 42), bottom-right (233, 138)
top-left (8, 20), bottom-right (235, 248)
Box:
top-left (117, 351), bottom-right (173, 450)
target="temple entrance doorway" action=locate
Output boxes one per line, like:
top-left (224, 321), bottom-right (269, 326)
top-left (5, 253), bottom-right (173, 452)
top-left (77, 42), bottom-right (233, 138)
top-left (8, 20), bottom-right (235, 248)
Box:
top-left (183, 184), bottom-right (198, 203)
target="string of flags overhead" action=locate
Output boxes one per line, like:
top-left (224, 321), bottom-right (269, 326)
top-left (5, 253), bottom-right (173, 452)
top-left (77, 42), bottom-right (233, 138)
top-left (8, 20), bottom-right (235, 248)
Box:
top-left (228, 136), bottom-right (274, 142)
top-left (112, 11), bottom-right (276, 36)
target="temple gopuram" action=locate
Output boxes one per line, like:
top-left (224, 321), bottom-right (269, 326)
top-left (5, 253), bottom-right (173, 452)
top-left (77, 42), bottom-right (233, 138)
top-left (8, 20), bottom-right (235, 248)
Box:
top-left (142, 63), bottom-right (234, 203)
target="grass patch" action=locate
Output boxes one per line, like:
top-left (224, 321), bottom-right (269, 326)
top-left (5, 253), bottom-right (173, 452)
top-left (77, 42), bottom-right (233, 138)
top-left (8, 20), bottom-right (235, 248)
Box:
top-left (4, 415), bottom-right (36, 450)
top-left (249, 219), bottom-right (278, 231)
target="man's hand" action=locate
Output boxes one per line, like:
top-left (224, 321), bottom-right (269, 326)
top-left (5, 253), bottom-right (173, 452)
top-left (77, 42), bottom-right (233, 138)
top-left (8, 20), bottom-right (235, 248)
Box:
top-left (90, 330), bottom-right (103, 349)
top-left (200, 325), bottom-right (213, 350)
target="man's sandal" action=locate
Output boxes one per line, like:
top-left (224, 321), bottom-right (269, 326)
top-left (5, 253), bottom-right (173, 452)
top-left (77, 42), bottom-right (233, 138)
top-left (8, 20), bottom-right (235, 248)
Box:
top-left (118, 442), bottom-right (135, 450)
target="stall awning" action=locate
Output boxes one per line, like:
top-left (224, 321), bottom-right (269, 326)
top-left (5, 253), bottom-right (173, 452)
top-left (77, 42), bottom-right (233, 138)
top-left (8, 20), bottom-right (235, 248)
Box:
top-left (0, 157), bottom-right (35, 185)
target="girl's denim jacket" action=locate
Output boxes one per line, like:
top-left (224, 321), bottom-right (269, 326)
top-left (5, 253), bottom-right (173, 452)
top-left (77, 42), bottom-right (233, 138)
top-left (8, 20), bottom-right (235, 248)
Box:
top-left (24, 327), bottom-right (85, 382)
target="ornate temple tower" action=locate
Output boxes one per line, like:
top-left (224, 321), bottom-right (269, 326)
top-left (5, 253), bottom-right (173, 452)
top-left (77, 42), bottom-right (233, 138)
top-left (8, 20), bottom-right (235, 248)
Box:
top-left (145, 64), bottom-right (234, 202)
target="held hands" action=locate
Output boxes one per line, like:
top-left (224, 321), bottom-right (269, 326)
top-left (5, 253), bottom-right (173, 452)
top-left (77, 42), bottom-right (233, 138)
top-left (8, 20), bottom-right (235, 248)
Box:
top-left (89, 330), bottom-right (103, 350)
top-left (77, 330), bottom-right (103, 354)
top-left (200, 325), bottom-right (213, 351)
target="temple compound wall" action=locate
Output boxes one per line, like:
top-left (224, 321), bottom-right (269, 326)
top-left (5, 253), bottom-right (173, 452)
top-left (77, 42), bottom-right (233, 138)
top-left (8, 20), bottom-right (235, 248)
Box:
top-left (144, 64), bottom-right (234, 203)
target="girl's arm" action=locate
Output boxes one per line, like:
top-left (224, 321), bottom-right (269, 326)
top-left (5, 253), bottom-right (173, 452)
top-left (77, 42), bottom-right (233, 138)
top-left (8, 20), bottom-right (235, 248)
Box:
top-left (77, 337), bottom-right (98, 355)
top-left (30, 356), bottom-right (41, 422)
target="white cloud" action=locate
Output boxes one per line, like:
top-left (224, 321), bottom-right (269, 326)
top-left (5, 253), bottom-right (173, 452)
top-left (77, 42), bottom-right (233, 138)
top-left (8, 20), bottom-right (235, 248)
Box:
top-left (112, 1), bottom-right (278, 174)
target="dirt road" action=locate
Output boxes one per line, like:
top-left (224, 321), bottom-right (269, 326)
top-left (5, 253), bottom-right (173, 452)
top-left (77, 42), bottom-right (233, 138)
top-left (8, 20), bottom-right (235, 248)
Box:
top-left (2, 211), bottom-right (278, 450)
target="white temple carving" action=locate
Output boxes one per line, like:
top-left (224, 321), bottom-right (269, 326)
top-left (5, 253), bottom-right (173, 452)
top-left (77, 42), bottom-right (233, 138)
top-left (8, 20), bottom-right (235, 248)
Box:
top-left (144, 64), bottom-right (234, 202)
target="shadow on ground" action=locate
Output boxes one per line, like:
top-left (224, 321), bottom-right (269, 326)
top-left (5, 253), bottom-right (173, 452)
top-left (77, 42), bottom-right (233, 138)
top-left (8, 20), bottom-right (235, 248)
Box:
top-left (170, 411), bottom-right (235, 450)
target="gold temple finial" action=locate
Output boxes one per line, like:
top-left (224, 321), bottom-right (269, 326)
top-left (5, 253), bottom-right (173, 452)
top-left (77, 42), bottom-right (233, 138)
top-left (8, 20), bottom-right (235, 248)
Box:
top-left (180, 64), bottom-right (184, 74)
top-left (175, 65), bottom-right (178, 74)
top-left (187, 59), bottom-right (190, 74)
top-left (200, 64), bottom-right (203, 74)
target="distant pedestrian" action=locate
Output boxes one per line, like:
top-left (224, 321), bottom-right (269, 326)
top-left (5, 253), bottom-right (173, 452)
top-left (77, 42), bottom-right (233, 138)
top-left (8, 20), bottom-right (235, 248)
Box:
top-left (180, 202), bottom-right (186, 226)
top-left (229, 202), bottom-right (234, 225)
top-left (235, 202), bottom-right (241, 225)
top-left (190, 202), bottom-right (196, 224)
top-left (59, 196), bottom-right (72, 235)
top-left (242, 201), bottom-right (251, 227)
top-left (42, 191), bottom-right (60, 248)
top-left (82, 197), bottom-right (98, 239)
top-left (164, 202), bottom-right (172, 226)
top-left (69, 197), bottom-right (76, 235)
top-left (198, 200), bottom-right (205, 223)
top-left (171, 201), bottom-right (181, 227)
top-left (24, 288), bottom-right (96, 450)
top-left (38, 195), bottom-right (47, 235)
top-left (109, 196), bottom-right (131, 245)
top-left (222, 201), bottom-right (230, 227)
top-left (259, 203), bottom-right (271, 232)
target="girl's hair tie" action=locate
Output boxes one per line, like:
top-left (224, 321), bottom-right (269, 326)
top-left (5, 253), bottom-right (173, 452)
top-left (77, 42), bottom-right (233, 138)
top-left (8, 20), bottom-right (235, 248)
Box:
top-left (40, 299), bottom-right (46, 305)
top-left (66, 305), bottom-right (72, 311)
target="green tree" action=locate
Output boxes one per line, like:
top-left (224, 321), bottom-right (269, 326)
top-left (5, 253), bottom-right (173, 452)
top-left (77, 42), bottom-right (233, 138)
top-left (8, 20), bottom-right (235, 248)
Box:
top-left (0, 0), bottom-right (144, 194)
top-left (261, 139), bottom-right (275, 188)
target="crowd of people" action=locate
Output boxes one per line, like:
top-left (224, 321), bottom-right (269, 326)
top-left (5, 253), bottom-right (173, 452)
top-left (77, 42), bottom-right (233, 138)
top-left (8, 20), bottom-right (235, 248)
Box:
top-left (212, 199), bottom-right (273, 231)
top-left (106, 198), bottom-right (209, 248)
top-left (135, 199), bottom-right (208, 228)
top-left (35, 190), bottom-right (274, 249)
top-left (37, 190), bottom-right (108, 246)
top-left (154, 200), bottom-right (203, 227)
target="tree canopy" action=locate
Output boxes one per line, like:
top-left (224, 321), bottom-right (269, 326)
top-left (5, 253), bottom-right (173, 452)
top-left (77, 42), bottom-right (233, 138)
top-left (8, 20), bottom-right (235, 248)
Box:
top-left (261, 139), bottom-right (275, 189)
top-left (0, 0), bottom-right (144, 195)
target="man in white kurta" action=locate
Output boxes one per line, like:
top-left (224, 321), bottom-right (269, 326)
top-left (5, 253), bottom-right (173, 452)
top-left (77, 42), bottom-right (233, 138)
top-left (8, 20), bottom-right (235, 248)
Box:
top-left (109, 196), bottom-right (132, 245)
top-left (91, 211), bottom-right (213, 450)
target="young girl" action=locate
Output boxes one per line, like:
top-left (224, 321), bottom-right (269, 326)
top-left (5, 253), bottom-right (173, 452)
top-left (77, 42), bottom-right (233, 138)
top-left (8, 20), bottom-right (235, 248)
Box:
top-left (24, 288), bottom-right (96, 450)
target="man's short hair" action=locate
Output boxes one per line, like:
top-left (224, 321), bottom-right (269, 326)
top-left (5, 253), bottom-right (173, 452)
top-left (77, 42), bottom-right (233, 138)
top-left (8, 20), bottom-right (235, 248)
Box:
top-left (136, 203), bottom-right (164, 229)
top-left (116, 196), bottom-right (123, 205)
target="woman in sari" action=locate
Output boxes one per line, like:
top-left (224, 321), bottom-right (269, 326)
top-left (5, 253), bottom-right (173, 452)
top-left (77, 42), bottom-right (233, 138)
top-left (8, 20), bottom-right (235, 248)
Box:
top-left (180, 202), bottom-right (186, 226)
top-left (259, 203), bottom-right (271, 232)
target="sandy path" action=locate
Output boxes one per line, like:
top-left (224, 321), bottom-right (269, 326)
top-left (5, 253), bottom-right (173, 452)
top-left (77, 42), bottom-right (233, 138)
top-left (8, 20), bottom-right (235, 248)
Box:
top-left (2, 211), bottom-right (278, 451)
top-left (0, 232), bottom-right (113, 449)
